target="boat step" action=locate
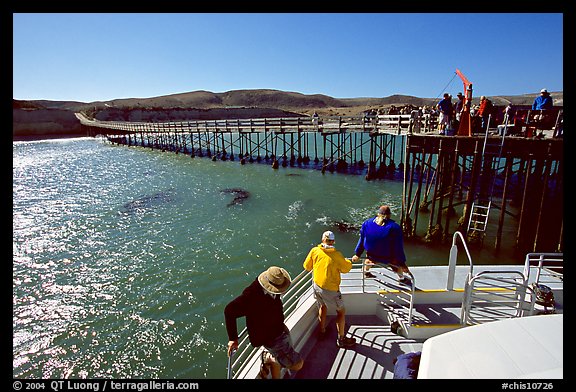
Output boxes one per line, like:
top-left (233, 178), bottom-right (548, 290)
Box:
top-left (381, 302), bottom-right (463, 326)
top-left (380, 303), bottom-right (463, 339)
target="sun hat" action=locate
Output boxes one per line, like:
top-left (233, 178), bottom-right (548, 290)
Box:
top-left (258, 266), bottom-right (291, 294)
top-left (540, 88), bottom-right (548, 93)
top-left (377, 205), bottom-right (391, 215)
top-left (322, 230), bottom-right (335, 241)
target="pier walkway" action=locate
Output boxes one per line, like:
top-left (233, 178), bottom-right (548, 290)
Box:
top-left (75, 112), bottom-right (433, 137)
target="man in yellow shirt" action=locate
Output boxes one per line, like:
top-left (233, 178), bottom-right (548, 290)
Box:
top-left (303, 231), bottom-right (356, 348)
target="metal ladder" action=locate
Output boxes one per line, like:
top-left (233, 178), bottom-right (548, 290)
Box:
top-left (467, 201), bottom-right (491, 233)
top-left (467, 114), bottom-right (505, 240)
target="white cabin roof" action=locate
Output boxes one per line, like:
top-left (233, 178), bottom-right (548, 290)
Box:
top-left (418, 313), bottom-right (563, 379)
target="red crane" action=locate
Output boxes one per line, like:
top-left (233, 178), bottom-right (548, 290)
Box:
top-left (456, 69), bottom-right (473, 136)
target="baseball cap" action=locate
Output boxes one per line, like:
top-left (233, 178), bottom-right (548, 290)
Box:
top-left (322, 231), bottom-right (335, 241)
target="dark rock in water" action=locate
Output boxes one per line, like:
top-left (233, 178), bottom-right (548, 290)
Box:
top-left (333, 220), bottom-right (360, 232)
top-left (121, 189), bottom-right (174, 214)
top-left (220, 188), bottom-right (250, 207)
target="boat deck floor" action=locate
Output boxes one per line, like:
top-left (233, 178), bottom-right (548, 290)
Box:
top-left (293, 315), bottom-right (424, 379)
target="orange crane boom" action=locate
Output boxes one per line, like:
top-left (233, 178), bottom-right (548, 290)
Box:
top-left (456, 69), bottom-right (473, 136)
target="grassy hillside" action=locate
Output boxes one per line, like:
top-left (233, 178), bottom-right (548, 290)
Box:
top-left (13, 89), bottom-right (563, 140)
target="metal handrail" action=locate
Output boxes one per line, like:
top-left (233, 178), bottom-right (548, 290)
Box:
top-left (359, 260), bottom-right (416, 325)
top-left (226, 348), bottom-right (236, 379)
top-left (462, 270), bottom-right (536, 325)
top-left (447, 231), bottom-right (474, 290)
top-left (523, 252), bottom-right (563, 284)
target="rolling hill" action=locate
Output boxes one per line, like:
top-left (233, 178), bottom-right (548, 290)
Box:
top-left (13, 89), bottom-right (563, 140)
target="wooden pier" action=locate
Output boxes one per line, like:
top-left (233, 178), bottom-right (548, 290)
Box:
top-left (402, 134), bottom-right (562, 256)
top-left (76, 113), bottom-right (563, 255)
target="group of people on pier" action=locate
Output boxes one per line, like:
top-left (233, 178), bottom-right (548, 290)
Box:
top-left (224, 205), bottom-right (412, 379)
top-left (434, 89), bottom-right (560, 137)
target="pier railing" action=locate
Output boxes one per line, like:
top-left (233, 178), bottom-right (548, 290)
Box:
top-left (75, 112), bottom-right (438, 136)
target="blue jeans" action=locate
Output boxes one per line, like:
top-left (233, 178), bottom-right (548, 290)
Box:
top-left (481, 116), bottom-right (489, 132)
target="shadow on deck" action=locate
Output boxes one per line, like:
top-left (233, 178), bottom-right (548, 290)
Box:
top-left (293, 315), bottom-right (424, 379)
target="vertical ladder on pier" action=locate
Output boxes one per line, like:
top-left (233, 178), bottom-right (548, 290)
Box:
top-left (467, 114), bottom-right (505, 242)
top-left (467, 201), bottom-right (491, 236)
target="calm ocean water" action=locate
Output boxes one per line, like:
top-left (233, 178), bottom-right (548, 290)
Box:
top-left (13, 137), bottom-right (521, 379)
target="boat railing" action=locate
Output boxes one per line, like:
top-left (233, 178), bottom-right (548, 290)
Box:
top-left (226, 326), bottom-right (257, 379)
top-left (447, 231), bottom-right (474, 290)
top-left (346, 260), bottom-right (416, 325)
top-left (461, 270), bottom-right (536, 325)
top-left (522, 252), bottom-right (563, 285)
top-left (226, 348), bottom-right (236, 379)
top-left (282, 269), bottom-right (315, 318)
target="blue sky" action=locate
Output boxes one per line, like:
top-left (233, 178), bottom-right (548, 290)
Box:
top-left (13, 13), bottom-right (563, 103)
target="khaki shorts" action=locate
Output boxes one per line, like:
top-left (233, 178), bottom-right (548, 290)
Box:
top-left (264, 325), bottom-right (302, 369)
top-left (312, 282), bottom-right (345, 311)
top-left (439, 112), bottom-right (450, 125)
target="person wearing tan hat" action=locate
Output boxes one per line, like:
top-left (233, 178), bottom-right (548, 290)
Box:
top-left (303, 230), bottom-right (357, 348)
top-left (352, 205), bottom-right (413, 285)
top-left (225, 266), bottom-right (303, 378)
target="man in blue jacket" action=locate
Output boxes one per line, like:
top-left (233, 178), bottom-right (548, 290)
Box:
top-left (351, 205), bottom-right (413, 285)
top-left (532, 89), bottom-right (553, 110)
top-left (436, 93), bottom-right (453, 134)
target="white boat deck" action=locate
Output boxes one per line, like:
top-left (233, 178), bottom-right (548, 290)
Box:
top-left (228, 255), bottom-right (563, 380)
top-left (291, 265), bottom-right (563, 379)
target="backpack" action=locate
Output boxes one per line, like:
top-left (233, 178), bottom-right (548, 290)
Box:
top-left (393, 351), bottom-right (422, 379)
top-left (531, 283), bottom-right (555, 308)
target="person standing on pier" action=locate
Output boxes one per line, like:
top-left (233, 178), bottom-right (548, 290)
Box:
top-left (436, 93), bottom-right (453, 135)
top-left (225, 266), bottom-right (304, 379)
top-left (476, 96), bottom-right (493, 133)
top-left (532, 89), bottom-right (553, 110)
top-left (531, 89), bottom-right (554, 131)
top-left (312, 111), bottom-right (319, 129)
top-left (303, 231), bottom-right (357, 348)
top-left (453, 92), bottom-right (465, 129)
top-left (352, 205), bottom-right (413, 285)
